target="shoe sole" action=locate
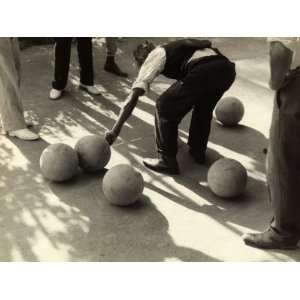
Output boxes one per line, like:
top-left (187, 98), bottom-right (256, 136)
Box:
top-left (8, 132), bottom-right (39, 141)
top-left (244, 239), bottom-right (299, 250)
top-left (49, 90), bottom-right (63, 100)
top-left (79, 85), bottom-right (101, 95)
top-left (143, 161), bottom-right (180, 175)
top-left (8, 135), bottom-right (39, 141)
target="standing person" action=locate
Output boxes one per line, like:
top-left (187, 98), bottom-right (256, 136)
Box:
top-left (243, 38), bottom-right (300, 249)
top-left (49, 37), bottom-right (101, 100)
top-left (104, 37), bottom-right (128, 77)
top-left (0, 38), bottom-right (39, 140)
top-left (105, 39), bottom-right (236, 174)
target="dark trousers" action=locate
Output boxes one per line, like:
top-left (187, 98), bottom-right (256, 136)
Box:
top-left (268, 71), bottom-right (300, 238)
top-left (105, 37), bottom-right (117, 56)
top-left (52, 37), bottom-right (94, 90)
top-left (155, 56), bottom-right (236, 158)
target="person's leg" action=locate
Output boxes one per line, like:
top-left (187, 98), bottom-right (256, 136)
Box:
top-left (144, 81), bottom-right (195, 174)
top-left (0, 38), bottom-right (39, 140)
top-left (104, 37), bottom-right (128, 77)
top-left (244, 78), bottom-right (300, 249)
top-left (0, 38), bottom-right (26, 131)
top-left (188, 91), bottom-right (223, 163)
top-left (77, 37), bottom-right (94, 86)
top-left (77, 38), bottom-right (101, 95)
top-left (106, 37), bottom-right (117, 56)
top-left (52, 37), bottom-right (72, 90)
top-left (180, 57), bottom-right (236, 162)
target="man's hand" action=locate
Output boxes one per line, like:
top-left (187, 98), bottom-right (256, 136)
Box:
top-left (105, 130), bottom-right (117, 145)
top-left (105, 89), bottom-right (143, 146)
top-left (269, 41), bottom-right (293, 90)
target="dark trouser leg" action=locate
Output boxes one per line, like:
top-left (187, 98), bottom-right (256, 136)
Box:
top-left (104, 37), bottom-right (128, 77)
top-left (268, 79), bottom-right (300, 239)
top-left (188, 91), bottom-right (224, 157)
top-left (183, 57), bottom-right (236, 157)
top-left (106, 37), bottom-right (117, 56)
top-left (52, 38), bottom-right (72, 90)
top-left (243, 85), bottom-right (300, 249)
top-left (155, 81), bottom-right (193, 158)
top-left (77, 37), bottom-right (94, 86)
top-left (155, 58), bottom-right (235, 159)
top-left (144, 82), bottom-right (184, 174)
top-left (155, 110), bottom-right (179, 158)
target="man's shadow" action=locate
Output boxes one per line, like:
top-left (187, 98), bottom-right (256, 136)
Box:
top-left (209, 118), bottom-right (269, 173)
top-left (48, 171), bottom-right (220, 262)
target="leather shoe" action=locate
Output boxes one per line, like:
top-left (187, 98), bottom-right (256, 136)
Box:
top-left (104, 61), bottom-right (128, 77)
top-left (143, 157), bottom-right (180, 175)
top-left (8, 128), bottom-right (39, 141)
top-left (49, 88), bottom-right (63, 100)
top-left (79, 84), bottom-right (102, 95)
top-left (243, 228), bottom-right (299, 250)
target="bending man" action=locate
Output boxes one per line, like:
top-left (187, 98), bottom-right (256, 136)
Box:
top-left (106, 38), bottom-right (236, 175)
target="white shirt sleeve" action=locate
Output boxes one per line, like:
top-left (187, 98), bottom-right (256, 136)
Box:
top-left (132, 47), bottom-right (166, 94)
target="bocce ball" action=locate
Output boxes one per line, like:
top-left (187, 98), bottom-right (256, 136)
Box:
top-left (102, 164), bottom-right (144, 206)
top-left (75, 135), bottom-right (111, 172)
top-left (207, 158), bottom-right (247, 198)
top-left (40, 143), bottom-right (79, 182)
top-left (215, 97), bottom-right (245, 126)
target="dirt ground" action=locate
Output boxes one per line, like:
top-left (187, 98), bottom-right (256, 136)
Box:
top-left (0, 37), bottom-right (299, 261)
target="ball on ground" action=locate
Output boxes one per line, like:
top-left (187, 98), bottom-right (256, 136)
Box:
top-left (75, 135), bottom-right (111, 172)
top-left (102, 164), bottom-right (144, 206)
top-left (215, 97), bottom-right (244, 126)
top-left (40, 143), bottom-right (79, 182)
top-left (207, 158), bottom-right (247, 198)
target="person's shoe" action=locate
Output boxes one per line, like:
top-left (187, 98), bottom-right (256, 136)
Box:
top-left (49, 88), bottom-right (63, 100)
top-left (25, 120), bottom-right (34, 128)
top-left (8, 128), bottom-right (39, 141)
top-left (143, 156), bottom-right (180, 175)
top-left (79, 84), bottom-right (102, 95)
top-left (1, 120), bottom-right (34, 132)
top-left (243, 228), bottom-right (299, 250)
top-left (189, 149), bottom-right (206, 164)
top-left (104, 59), bottom-right (128, 78)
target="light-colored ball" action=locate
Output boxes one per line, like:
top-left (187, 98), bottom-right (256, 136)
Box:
top-left (215, 97), bottom-right (245, 126)
top-left (102, 164), bottom-right (144, 206)
top-left (207, 158), bottom-right (247, 198)
top-left (75, 135), bottom-right (111, 172)
top-left (40, 143), bottom-right (79, 182)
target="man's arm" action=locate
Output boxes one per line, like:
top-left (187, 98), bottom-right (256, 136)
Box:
top-left (105, 47), bottom-right (166, 145)
top-left (269, 41), bottom-right (293, 90)
top-left (105, 88), bottom-right (144, 144)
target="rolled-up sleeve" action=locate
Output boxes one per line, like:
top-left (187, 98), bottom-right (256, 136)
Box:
top-left (132, 47), bottom-right (166, 94)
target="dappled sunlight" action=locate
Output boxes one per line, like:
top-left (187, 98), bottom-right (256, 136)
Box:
top-left (24, 110), bottom-right (40, 126)
top-left (1, 38), bottom-right (299, 261)
top-left (132, 106), bottom-right (154, 126)
top-left (208, 141), bottom-right (266, 183)
top-left (0, 138), bottom-right (92, 261)
top-left (0, 139), bottom-right (30, 171)
top-left (77, 93), bottom-right (119, 119)
top-left (148, 175), bottom-right (220, 208)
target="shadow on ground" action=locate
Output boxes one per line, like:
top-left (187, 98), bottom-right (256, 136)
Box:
top-left (0, 38), bottom-right (299, 261)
